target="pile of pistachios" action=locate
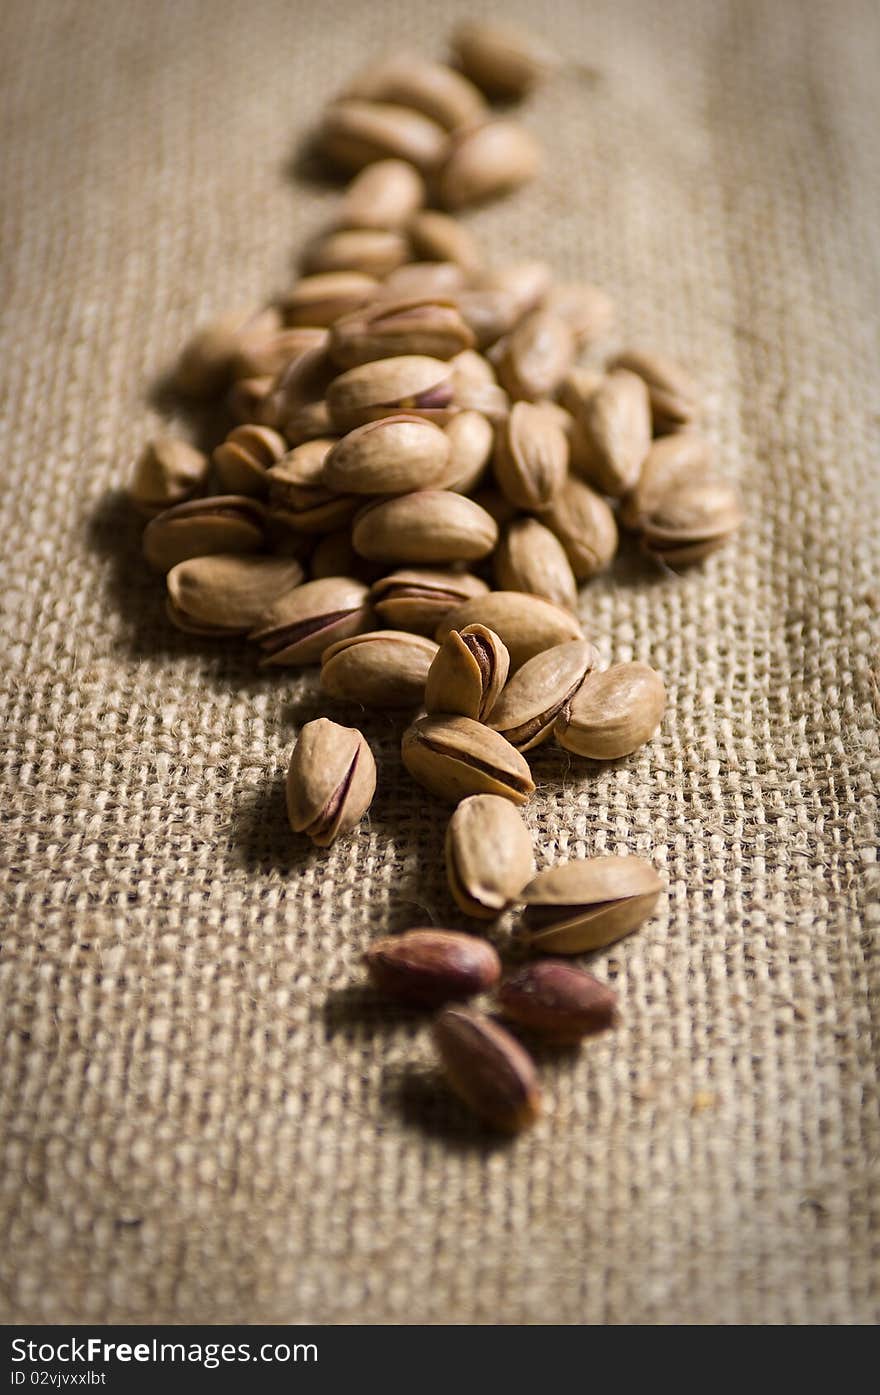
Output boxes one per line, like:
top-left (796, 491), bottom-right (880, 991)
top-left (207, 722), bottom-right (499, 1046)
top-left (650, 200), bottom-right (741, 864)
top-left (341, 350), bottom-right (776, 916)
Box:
top-left (130, 21), bottom-right (742, 1132)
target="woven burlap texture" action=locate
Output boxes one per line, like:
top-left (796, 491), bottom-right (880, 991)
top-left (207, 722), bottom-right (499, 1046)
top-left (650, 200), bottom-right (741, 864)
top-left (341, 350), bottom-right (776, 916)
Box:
top-left (1, 0), bottom-right (878, 1325)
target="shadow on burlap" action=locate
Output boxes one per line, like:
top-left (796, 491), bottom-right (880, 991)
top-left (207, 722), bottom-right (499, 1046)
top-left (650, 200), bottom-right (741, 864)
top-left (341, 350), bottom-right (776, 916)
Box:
top-left (0, 0), bottom-right (877, 1324)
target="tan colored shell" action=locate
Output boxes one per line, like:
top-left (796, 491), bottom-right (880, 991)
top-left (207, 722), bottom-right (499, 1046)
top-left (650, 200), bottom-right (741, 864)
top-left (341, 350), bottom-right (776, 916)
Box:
top-left (337, 160), bottom-right (425, 230)
top-left (493, 517), bottom-right (578, 613)
top-left (482, 260), bottom-right (553, 319)
top-left (370, 569), bottom-right (489, 636)
top-left (609, 348), bottom-right (700, 431)
top-left (352, 491), bottom-right (498, 565)
top-left (212, 424), bottom-right (288, 496)
top-left (409, 210), bottom-right (484, 274)
top-left (519, 855), bottom-right (663, 954)
top-left (286, 718), bottom-right (376, 847)
top-left (166, 554), bottom-right (303, 636)
top-left (578, 369), bottom-right (652, 497)
top-left (321, 630), bottom-right (438, 708)
top-left (640, 476), bottom-right (744, 566)
top-left (493, 400), bottom-right (568, 510)
top-left (441, 410), bottom-right (494, 493)
top-left (489, 641), bottom-right (600, 751)
top-left (619, 432), bottom-right (712, 530)
top-left (445, 794), bottom-right (536, 919)
top-left (267, 439), bottom-right (357, 534)
top-left (539, 476), bottom-right (618, 580)
top-left (251, 576), bottom-right (370, 666)
top-left (130, 437), bottom-right (209, 517)
top-left (543, 282), bottom-right (615, 346)
top-left (323, 415), bottom-right (451, 495)
top-left (452, 20), bottom-right (558, 99)
top-left (381, 260), bottom-right (468, 301)
top-left (326, 355), bottom-right (455, 431)
top-left (401, 715), bottom-right (535, 805)
top-left (432, 1007), bottom-right (542, 1133)
top-left (424, 624), bottom-right (510, 721)
top-left (328, 298), bottom-right (474, 368)
top-left (344, 54), bottom-right (488, 131)
top-left (142, 495), bottom-right (266, 573)
top-left (435, 591), bottom-right (583, 671)
top-left (439, 121), bottom-right (541, 209)
top-left (496, 309), bottom-right (575, 402)
top-left (280, 272), bottom-right (379, 327)
top-left (300, 227), bottom-right (410, 279)
top-left (172, 308), bottom-right (279, 397)
top-left (227, 375), bottom-right (277, 426)
top-left (555, 662), bottom-right (666, 759)
top-left (454, 287), bottom-right (521, 350)
top-left (320, 99), bottom-right (449, 174)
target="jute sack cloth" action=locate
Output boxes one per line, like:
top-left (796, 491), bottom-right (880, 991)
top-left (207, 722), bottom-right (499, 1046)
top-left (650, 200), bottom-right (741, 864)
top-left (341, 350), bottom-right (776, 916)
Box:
top-left (1, 0), bottom-right (877, 1324)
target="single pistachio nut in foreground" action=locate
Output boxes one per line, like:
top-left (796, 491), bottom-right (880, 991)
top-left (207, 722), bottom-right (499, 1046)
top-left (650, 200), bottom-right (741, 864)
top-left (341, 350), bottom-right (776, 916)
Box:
top-left (402, 714), bottom-right (535, 806)
top-left (640, 476), bottom-right (743, 567)
top-left (436, 591), bottom-right (583, 671)
top-left (489, 640), bottom-right (600, 751)
top-left (496, 961), bottom-right (618, 1042)
top-left (539, 475), bottom-right (618, 580)
top-left (212, 424), bottom-right (288, 497)
top-left (439, 120), bottom-right (542, 209)
top-left (329, 298), bottom-right (475, 369)
top-left (493, 400), bottom-right (569, 511)
top-left (578, 368), bottom-right (652, 498)
top-left (452, 19), bottom-right (558, 99)
top-left (280, 271), bottom-right (379, 327)
top-left (322, 414), bottom-right (452, 495)
top-left (320, 99), bottom-right (449, 174)
top-left (352, 490), bottom-right (498, 565)
top-left (445, 793), bottom-right (536, 919)
top-left (300, 227), bottom-right (411, 279)
top-left (365, 929), bottom-right (501, 1007)
top-left (496, 309), bottom-right (575, 403)
top-left (493, 517), bottom-right (578, 613)
top-left (250, 575), bottom-right (371, 666)
top-left (130, 436), bottom-right (209, 517)
top-left (609, 348), bottom-right (700, 433)
top-left (166, 554), bottom-right (304, 636)
top-left (321, 630), bottom-right (438, 708)
top-left (336, 159), bottom-right (426, 230)
top-left (432, 1007), bottom-right (542, 1133)
top-left (286, 717), bottom-right (376, 847)
top-left (343, 53), bottom-right (488, 132)
top-left (518, 855), bottom-right (664, 953)
top-left (369, 568), bottom-right (489, 636)
top-left (142, 495), bottom-right (267, 573)
top-left (619, 431), bottom-right (711, 531)
top-left (424, 623), bottom-right (510, 721)
top-left (555, 661), bottom-right (666, 759)
top-left (327, 355), bottom-right (455, 432)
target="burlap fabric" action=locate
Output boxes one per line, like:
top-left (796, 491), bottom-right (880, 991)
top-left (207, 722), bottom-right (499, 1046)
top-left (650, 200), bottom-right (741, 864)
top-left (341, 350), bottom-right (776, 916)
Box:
top-left (1, 0), bottom-right (877, 1326)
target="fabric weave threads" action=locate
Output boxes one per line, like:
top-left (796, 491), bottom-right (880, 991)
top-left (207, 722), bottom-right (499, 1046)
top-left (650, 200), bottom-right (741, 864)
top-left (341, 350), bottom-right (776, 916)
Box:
top-left (1, 0), bottom-right (878, 1324)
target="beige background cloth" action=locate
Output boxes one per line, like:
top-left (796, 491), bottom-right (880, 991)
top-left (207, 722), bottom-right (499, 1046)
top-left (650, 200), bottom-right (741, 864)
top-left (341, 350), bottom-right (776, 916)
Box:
top-left (1, 0), bottom-right (878, 1325)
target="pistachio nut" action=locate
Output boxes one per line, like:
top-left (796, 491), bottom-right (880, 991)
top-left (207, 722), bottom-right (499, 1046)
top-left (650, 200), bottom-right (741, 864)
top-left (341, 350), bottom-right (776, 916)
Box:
top-left (445, 794), bottom-right (536, 919)
top-left (251, 576), bottom-right (371, 666)
top-left (301, 227), bottom-right (410, 279)
top-left (450, 373), bottom-right (510, 424)
top-left (369, 568), bottom-right (489, 636)
top-left (496, 308), bottom-right (575, 403)
top-left (436, 592), bottom-right (583, 671)
top-left (439, 120), bottom-right (541, 209)
top-left (401, 714), bottom-right (535, 805)
top-left (543, 282), bottom-right (615, 347)
top-left (326, 355), bottom-right (456, 432)
top-left (425, 623), bottom-right (510, 721)
top-left (365, 930), bottom-right (501, 1006)
top-left (557, 365), bottom-right (602, 420)
top-left (454, 287), bottom-right (521, 350)
top-left (286, 717), bottom-right (376, 847)
top-left (142, 495), bottom-right (266, 573)
top-left (610, 348), bottom-right (700, 432)
top-left (165, 554), bottom-right (303, 636)
top-left (539, 476), bottom-right (618, 580)
top-left (640, 475), bottom-right (743, 566)
top-left (493, 517), bottom-right (578, 613)
top-left (449, 349), bottom-right (498, 390)
top-left (227, 375), bottom-right (278, 426)
top-left (232, 327), bottom-right (328, 381)
top-left (619, 432), bottom-right (712, 531)
top-left (381, 260), bottom-right (468, 301)
top-left (172, 307), bottom-right (279, 397)
top-left (328, 298), bottom-right (474, 369)
top-left (130, 436), bottom-right (209, 517)
top-left (490, 641), bottom-right (600, 751)
top-left (452, 20), bottom-right (558, 99)
top-left (409, 210), bottom-right (484, 275)
top-left (320, 99), bottom-right (448, 174)
top-left (212, 424), bottom-right (288, 496)
top-left (270, 344), bottom-right (337, 430)
top-left (577, 369), bottom-right (652, 497)
top-left (283, 398), bottom-right (335, 447)
top-left (322, 414), bottom-right (451, 496)
top-left (493, 400), bottom-right (568, 510)
top-left (337, 159), bottom-right (425, 230)
top-left (280, 272), bottom-right (379, 328)
top-left (344, 54), bottom-right (487, 132)
top-left (267, 439), bottom-right (358, 533)
top-left (496, 961), bottom-right (618, 1041)
top-left (482, 260), bottom-right (553, 320)
top-left (432, 1007), bottom-right (541, 1133)
top-left (555, 661), bottom-right (666, 759)
top-left (518, 855), bottom-right (664, 954)
top-left (309, 529), bottom-right (380, 582)
top-left (441, 409), bottom-right (493, 493)
top-left (352, 490), bottom-right (498, 564)
top-left (321, 630), bottom-right (438, 708)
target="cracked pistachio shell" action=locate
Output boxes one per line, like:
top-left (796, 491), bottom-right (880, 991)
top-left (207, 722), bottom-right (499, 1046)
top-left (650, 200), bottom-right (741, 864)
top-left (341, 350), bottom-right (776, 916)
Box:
top-left (365, 930), bottom-right (501, 1006)
top-left (286, 718), bottom-right (376, 847)
top-left (496, 961), bottom-right (618, 1041)
top-left (327, 355), bottom-right (455, 432)
top-left (321, 630), bottom-right (438, 708)
top-left (130, 436), bottom-right (209, 517)
top-left (619, 432), bottom-right (712, 530)
top-left (578, 369), bottom-right (652, 498)
top-left (323, 414), bottom-right (451, 495)
top-left (381, 260), bottom-right (468, 301)
top-left (555, 662), bottom-right (666, 759)
top-left (212, 424), bottom-right (287, 497)
top-left (441, 409), bottom-right (494, 493)
top-left (432, 1007), bottom-right (541, 1132)
top-left (439, 120), bottom-right (541, 209)
top-left (539, 476), bottom-right (618, 580)
top-left (436, 592), bottom-right (583, 672)
top-left (490, 640), bottom-right (600, 751)
top-left (402, 715), bottom-right (535, 806)
top-left (267, 439), bottom-right (357, 533)
top-left (519, 855), bottom-right (663, 954)
top-left (166, 553), bottom-right (303, 636)
top-left (493, 400), bottom-right (568, 510)
top-left (329, 298), bottom-right (474, 368)
top-left (496, 309), bottom-right (575, 403)
top-left (493, 517), bottom-right (578, 612)
top-left (337, 159), bottom-right (425, 230)
top-left (301, 227), bottom-right (410, 279)
top-left (640, 476), bottom-right (743, 566)
top-left (409, 210), bottom-right (484, 274)
top-left (142, 495), bottom-right (266, 573)
top-left (345, 54), bottom-right (487, 132)
top-left (251, 575), bottom-right (370, 666)
top-left (610, 348), bottom-right (700, 432)
top-left (370, 569), bottom-right (489, 636)
top-left (452, 20), bottom-right (558, 99)
top-left (280, 271), bottom-right (379, 327)
top-left (543, 282), bottom-right (615, 347)
top-left (445, 794), bottom-right (535, 919)
top-left (352, 490), bottom-right (498, 564)
top-left (425, 624), bottom-right (510, 721)
top-left (320, 99), bottom-right (449, 174)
